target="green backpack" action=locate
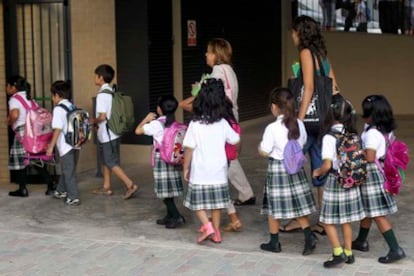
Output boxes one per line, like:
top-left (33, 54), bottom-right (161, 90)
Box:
top-left (102, 87), bottom-right (135, 135)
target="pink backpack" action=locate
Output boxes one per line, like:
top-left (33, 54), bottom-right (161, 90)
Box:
top-left (156, 119), bottom-right (187, 165)
top-left (14, 95), bottom-right (53, 154)
top-left (377, 133), bottom-right (409, 195)
top-left (225, 119), bottom-right (241, 161)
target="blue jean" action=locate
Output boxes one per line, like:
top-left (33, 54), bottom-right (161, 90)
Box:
top-left (303, 135), bottom-right (327, 187)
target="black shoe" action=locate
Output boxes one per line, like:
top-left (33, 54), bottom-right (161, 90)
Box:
top-left (233, 196), bottom-right (256, 206)
top-left (345, 254), bottom-right (355, 264)
top-left (260, 242), bottom-right (281, 253)
top-left (165, 215), bottom-right (186, 229)
top-left (156, 216), bottom-right (171, 225)
top-left (323, 253), bottom-right (346, 268)
top-left (352, 239), bottom-right (369, 252)
top-left (378, 247), bottom-right (406, 264)
top-left (9, 188), bottom-right (28, 197)
top-left (303, 232), bottom-right (318, 256)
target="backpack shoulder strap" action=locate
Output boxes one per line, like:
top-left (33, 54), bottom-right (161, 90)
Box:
top-left (58, 103), bottom-right (71, 113)
top-left (13, 94), bottom-right (32, 110)
top-left (101, 88), bottom-right (114, 97)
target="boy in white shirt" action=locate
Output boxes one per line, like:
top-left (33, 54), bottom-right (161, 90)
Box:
top-left (91, 64), bottom-right (138, 199)
top-left (46, 81), bottom-right (80, 205)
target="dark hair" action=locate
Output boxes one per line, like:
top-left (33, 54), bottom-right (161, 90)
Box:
top-left (292, 15), bottom-right (327, 59)
top-left (207, 38), bottom-right (233, 66)
top-left (270, 87), bottom-right (300, 140)
top-left (94, 64), bottom-right (115, 83)
top-left (157, 95), bottom-right (178, 127)
top-left (361, 94), bottom-right (396, 134)
top-left (322, 94), bottom-right (357, 135)
top-left (51, 80), bottom-right (71, 99)
top-left (7, 75), bottom-right (32, 100)
top-left (192, 78), bottom-right (227, 124)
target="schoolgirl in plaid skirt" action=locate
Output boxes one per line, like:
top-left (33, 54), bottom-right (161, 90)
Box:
top-left (6, 76), bottom-right (55, 197)
top-left (351, 95), bottom-right (406, 264)
top-left (313, 96), bottom-right (365, 268)
top-left (135, 95), bottom-right (184, 229)
top-left (6, 76), bottom-right (32, 197)
top-left (258, 87), bottom-right (317, 256)
top-left (183, 78), bottom-right (240, 244)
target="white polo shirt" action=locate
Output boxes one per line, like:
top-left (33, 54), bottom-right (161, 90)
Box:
top-left (143, 116), bottom-right (165, 146)
top-left (96, 83), bottom-right (120, 143)
top-left (183, 119), bottom-right (240, 184)
top-left (361, 123), bottom-right (387, 159)
top-left (52, 99), bottom-right (76, 156)
top-left (259, 115), bottom-right (307, 160)
top-left (321, 124), bottom-right (345, 170)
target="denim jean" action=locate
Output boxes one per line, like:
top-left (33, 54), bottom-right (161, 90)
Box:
top-left (303, 134), bottom-right (327, 187)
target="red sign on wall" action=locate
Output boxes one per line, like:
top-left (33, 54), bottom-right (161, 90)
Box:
top-left (187, 20), bottom-right (197, 47)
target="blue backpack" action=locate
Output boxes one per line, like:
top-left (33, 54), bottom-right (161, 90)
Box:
top-left (283, 139), bottom-right (307, 175)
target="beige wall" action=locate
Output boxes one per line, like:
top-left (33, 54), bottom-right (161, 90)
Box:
top-left (281, 2), bottom-right (414, 114)
top-left (71, 0), bottom-right (150, 172)
top-left (0, 3), bottom-right (9, 183)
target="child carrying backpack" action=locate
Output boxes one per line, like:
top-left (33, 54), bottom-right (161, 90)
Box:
top-left (46, 81), bottom-right (82, 206)
top-left (258, 87), bottom-right (317, 256)
top-left (352, 95), bottom-right (406, 264)
top-left (135, 95), bottom-right (186, 229)
top-left (313, 96), bottom-right (366, 268)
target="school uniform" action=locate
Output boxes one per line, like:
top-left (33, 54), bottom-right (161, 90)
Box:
top-left (8, 91), bottom-right (31, 170)
top-left (259, 115), bottom-right (316, 219)
top-left (53, 99), bottom-right (80, 200)
top-left (143, 116), bottom-right (183, 198)
top-left (96, 83), bottom-right (120, 168)
top-left (183, 119), bottom-right (239, 210)
top-left (360, 124), bottom-right (397, 217)
top-left (319, 124), bottom-right (366, 224)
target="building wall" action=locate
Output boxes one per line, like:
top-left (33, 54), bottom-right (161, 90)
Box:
top-left (70, 0), bottom-right (150, 173)
top-left (0, 3), bottom-right (9, 183)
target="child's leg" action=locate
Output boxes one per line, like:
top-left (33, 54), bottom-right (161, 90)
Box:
top-left (297, 216), bottom-right (317, 255)
top-left (103, 165), bottom-right (112, 190)
top-left (323, 224), bottom-right (346, 268)
top-left (374, 216), bottom-right (406, 263)
top-left (9, 169), bottom-right (28, 197)
top-left (163, 198), bottom-right (186, 229)
top-left (111, 165), bottom-right (138, 199)
top-left (61, 150), bottom-right (80, 201)
top-left (210, 209), bottom-right (222, 243)
top-left (341, 223), bottom-right (356, 264)
top-left (352, 217), bottom-right (372, 251)
top-left (260, 216), bottom-right (281, 253)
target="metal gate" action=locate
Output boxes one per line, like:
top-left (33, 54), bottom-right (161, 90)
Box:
top-left (4, 0), bottom-right (71, 183)
top-left (4, 0), bottom-right (71, 108)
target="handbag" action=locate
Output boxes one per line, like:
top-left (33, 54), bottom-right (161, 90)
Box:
top-left (288, 48), bottom-right (333, 136)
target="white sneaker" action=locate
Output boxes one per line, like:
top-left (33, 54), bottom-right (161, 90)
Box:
top-left (65, 198), bottom-right (80, 206)
top-left (53, 191), bottom-right (67, 199)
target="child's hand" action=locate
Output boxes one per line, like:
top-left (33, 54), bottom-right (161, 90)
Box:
top-left (145, 112), bottom-right (157, 122)
top-left (46, 145), bottom-right (53, 156)
top-left (312, 168), bottom-right (321, 178)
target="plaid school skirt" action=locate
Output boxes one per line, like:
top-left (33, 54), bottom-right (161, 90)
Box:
top-left (184, 182), bottom-right (229, 211)
top-left (9, 126), bottom-right (26, 170)
top-left (153, 152), bottom-right (183, 198)
top-left (360, 163), bottom-right (398, 218)
top-left (319, 173), bottom-right (366, 224)
top-left (261, 158), bottom-right (316, 219)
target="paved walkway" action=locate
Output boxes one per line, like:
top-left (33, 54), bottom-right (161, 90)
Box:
top-left (1, 115), bottom-right (413, 275)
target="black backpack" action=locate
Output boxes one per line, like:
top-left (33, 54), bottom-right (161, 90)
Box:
top-left (329, 130), bottom-right (367, 189)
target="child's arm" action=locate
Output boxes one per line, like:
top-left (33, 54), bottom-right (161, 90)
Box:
top-left (183, 147), bottom-right (193, 182)
top-left (135, 112), bottom-right (157, 135)
top-left (312, 159), bottom-right (332, 178)
top-left (364, 148), bottom-right (376, 163)
top-left (6, 109), bottom-right (19, 126)
top-left (179, 96), bottom-right (195, 113)
top-left (46, 129), bottom-right (62, 156)
top-left (91, 112), bottom-right (106, 125)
